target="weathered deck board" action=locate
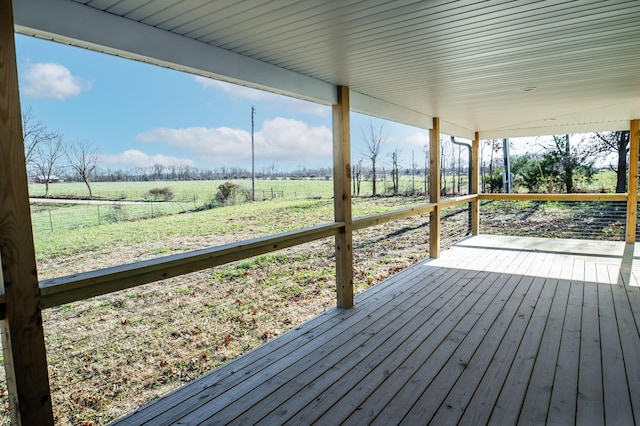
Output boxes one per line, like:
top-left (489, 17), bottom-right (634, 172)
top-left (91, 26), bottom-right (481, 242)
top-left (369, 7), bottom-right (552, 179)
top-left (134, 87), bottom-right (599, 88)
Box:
top-left (111, 236), bottom-right (640, 426)
top-left (598, 283), bottom-right (635, 424)
top-left (516, 278), bottom-right (571, 425)
top-left (485, 276), bottom-right (556, 425)
top-left (120, 261), bottom-right (438, 424)
top-left (129, 264), bottom-right (443, 424)
top-left (547, 280), bottom-right (583, 425)
top-left (576, 282), bottom-right (604, 425)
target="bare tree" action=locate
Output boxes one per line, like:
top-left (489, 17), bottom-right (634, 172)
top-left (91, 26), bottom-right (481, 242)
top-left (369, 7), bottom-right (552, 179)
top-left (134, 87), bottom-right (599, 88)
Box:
top-left (362, 123), bottom-right (388, 196)
top-left (423, 144), bottom-right (429, 195)
top-left (152, 164), bottom-right (165, 180)
top-left (22, 106), bottom-right (58, 166)
top-left (411, 149), bottom-right (416, 194)
top-left (67, 140), bottom-right (100, 198)
top-left (352, 159), bottom-right (363, 196)
top-left (356, 159), bottom-right (363, 196)
top-left (590, 131), bottom-right (630, 193)
top-left (390, 146), bottom-right (400, 195)
top-left (30, 133), bottom-right (65, 197)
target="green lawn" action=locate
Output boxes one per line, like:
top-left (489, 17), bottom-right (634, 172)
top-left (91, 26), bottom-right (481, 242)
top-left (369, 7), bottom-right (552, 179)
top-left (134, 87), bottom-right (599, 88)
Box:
top-left (30, 195), bottom-right (430, 262)
top-left (29, 179), bottom-right (336, 201)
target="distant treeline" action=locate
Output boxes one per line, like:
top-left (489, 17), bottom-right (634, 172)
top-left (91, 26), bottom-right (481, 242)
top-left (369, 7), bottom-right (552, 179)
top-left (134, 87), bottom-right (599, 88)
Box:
top-left (58, 164), bottom-right (335, 183)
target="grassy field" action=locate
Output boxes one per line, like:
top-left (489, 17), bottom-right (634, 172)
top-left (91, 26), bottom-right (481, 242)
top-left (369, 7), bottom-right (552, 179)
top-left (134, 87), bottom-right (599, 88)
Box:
top-left (0, 173), bottom-right (622, 424)
top-left (30, 195), bottom-right (430, 267)
top-left (28, 179), bottom-right (336, 201)
top-left (29, 168), bottom-right (619, 201)
top-left (28, 176), bottom-right (435, 204)
top-left (24, 193), bottom-right (452, 425)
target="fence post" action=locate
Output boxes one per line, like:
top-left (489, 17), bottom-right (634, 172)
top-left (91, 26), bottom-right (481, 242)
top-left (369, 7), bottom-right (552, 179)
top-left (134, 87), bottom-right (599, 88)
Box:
top-left (627, 119), bottom-right (639, 243)
top-left (0, 1), bottom-right (54, 422)
top-left (429, 117), bottom-right (441, 258)
top-left (48, 207), bottom-right (54, 232)
top-left (471, 132), bottom-right (480, 235)
top-left (333, 86), bottom-right (354, 308)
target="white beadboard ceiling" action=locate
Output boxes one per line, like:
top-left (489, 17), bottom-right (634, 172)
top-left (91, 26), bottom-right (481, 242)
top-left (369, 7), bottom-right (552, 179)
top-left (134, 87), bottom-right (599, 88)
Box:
top-left (12, 0), bottom-right (640, 138)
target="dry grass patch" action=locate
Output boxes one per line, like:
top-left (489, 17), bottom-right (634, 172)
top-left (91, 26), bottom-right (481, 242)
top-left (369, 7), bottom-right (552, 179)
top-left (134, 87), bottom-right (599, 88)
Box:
top-left (40, 212), bottom-right (449, 425)
top-left (0, 197), bottom-right (472, 425)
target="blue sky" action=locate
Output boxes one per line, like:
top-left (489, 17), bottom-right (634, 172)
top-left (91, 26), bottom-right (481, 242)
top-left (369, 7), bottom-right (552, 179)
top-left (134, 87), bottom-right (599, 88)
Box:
top-left (15, 34), bottom-right (433, 172)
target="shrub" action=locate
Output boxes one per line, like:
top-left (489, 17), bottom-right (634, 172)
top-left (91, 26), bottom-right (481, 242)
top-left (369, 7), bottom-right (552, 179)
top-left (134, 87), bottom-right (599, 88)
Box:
top-left (215, 181), bottom-right (240, 206)
top-left (147, 187), bottom-right (174, 201)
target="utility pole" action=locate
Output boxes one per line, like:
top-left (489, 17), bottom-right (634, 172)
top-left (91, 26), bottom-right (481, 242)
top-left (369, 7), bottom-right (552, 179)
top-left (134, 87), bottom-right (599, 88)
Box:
top-left (251, 105), bottom-right (255, 201)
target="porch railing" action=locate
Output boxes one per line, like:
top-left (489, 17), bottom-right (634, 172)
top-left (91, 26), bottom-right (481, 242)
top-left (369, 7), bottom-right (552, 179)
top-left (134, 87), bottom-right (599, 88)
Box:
top-left (0, 193), bottom-right (632, 312)
top-left (0, 189), bottom-right (638, 424)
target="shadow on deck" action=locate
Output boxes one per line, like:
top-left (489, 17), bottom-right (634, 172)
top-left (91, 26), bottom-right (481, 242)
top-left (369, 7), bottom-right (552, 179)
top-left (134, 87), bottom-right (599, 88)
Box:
top-left (113, 235), bottom-right (640, 425)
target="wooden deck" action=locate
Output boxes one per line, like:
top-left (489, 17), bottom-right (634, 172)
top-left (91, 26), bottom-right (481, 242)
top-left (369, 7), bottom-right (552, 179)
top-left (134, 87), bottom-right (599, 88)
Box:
top-left (113, 235), bottom-right (640, 425)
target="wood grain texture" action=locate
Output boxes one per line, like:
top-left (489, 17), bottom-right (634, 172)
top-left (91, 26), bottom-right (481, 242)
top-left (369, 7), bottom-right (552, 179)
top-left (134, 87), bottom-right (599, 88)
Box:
top-left (352, 202), bottom-right (435, 230)
top-left (107, 236), bottom-right (640, 425)
top-left (0, 0), bottom-right (53, 422)
top-left (37, 222), bottom-right (341, 309)
top-left (332, 86), bottom-right (353, 308)
top-left (471, 131), bottom-right (480, 235)
top-left (627, 118), bottom-right (639, 242)
top-left (429, 117), bottom-right (441, 258)
top-left (479, 193), bottom-right (627, 202)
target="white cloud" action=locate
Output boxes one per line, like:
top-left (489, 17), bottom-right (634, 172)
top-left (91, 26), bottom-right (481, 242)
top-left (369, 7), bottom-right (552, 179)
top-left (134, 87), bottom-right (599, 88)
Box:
top-left (22, 63), bottom-right (91, 100)
top-left (100, 149), bottom-right (196, 169)
top-left (194, 76), bottom-right (328, 117)
top-left (135, 118), bottom-right (332, 167)
top-left (405, 132), bottom-right (429, 151)
top-left (136, 126), bottom-right (251, 163)
top-left (259, 117), bottom-right (332, 161)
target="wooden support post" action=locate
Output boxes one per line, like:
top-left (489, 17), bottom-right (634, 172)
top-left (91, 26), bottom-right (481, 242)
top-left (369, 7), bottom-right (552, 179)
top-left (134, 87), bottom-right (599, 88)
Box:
top-left (0, 0), bottom-right (54, 423)
top-left (429, 117), bottom-right (441, 258)
top-left (471, 132), bottom-right (480, 235)
top-left (333, 86), bottom-right (354, 308)
top-left (0, 260), bottom-right (19, 425)
top-left (627, 119), bottom-right (639, 243)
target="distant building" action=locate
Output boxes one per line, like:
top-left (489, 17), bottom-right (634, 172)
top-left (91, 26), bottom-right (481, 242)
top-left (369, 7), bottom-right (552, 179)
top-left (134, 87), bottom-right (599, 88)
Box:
top-left (34, 175), bottom-right (61, 184)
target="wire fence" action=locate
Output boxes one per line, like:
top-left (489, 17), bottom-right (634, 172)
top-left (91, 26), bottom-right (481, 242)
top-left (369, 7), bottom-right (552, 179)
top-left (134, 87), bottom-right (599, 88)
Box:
top-left (441, 202), bottom-right (473, 249)
top-left (14, 196), bottom-right (625, 424)
top-left (353, 214), bottom-right (431, 289)
top-left (41, 241), bottom-right (338, 424)
top-left (37, 212), bottom-right (449, 424)
top-left (480, 200), bottom-right (627, 241)
top-left (29, 190), bottom-right (300, 235)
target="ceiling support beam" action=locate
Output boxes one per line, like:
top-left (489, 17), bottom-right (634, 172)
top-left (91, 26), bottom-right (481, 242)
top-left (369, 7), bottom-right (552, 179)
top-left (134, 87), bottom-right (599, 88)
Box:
top-left (13, 0), bottom-right (336, 105)
top-left (332, 86), bottom-right (353, 309)
top-left (0, 0), bottom-right (53, 423)
top-left (14, 0), bottom-right (433, 131)
top-left (350, 91), bottom-right (434, 131)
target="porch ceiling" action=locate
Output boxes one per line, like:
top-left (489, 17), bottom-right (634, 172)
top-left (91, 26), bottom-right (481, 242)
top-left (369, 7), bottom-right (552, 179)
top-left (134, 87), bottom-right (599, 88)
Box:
top-left (12, 0), bottom-right (640, 138)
